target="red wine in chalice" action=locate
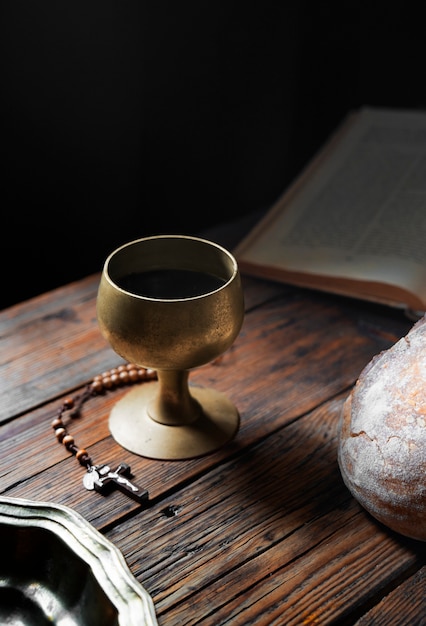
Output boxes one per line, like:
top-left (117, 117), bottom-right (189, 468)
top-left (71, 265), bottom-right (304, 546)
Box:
top-left (117, 269), bottom-right (227, 299)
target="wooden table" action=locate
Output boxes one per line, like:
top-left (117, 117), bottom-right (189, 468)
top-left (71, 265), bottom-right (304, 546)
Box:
top-left (1, 215), bottom-right (425, 625)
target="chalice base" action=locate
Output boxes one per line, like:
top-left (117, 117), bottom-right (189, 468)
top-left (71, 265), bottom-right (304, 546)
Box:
top-left (108, 383), bottom-right (240, 460)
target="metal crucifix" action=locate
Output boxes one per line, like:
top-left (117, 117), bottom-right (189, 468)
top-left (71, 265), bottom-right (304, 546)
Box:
top-left (83, 462), bottom-right (149, 503)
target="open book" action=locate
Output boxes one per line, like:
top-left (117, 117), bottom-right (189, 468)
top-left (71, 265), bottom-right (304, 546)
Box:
top-left (234, 107), bottom-right (426, 317)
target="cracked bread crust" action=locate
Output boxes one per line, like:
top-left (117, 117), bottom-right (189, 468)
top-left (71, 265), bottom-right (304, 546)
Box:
top-left (338, 317), bottom-right (426, 541)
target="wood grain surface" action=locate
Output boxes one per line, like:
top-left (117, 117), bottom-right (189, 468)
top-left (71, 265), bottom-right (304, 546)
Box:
top-left (0, 219), bottom-right (424, 625)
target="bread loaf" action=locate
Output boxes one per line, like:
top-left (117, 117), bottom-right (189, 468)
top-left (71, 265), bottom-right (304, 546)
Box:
top-left (338, 316), bottom-right (426, 541)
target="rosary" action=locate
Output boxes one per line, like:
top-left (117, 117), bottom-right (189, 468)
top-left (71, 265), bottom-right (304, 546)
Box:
top-left (51, 363), bottom-right (157, 503)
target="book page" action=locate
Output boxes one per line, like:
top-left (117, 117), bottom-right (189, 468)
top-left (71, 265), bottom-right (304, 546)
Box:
top-left (236, 107), bottom-right (426, 305)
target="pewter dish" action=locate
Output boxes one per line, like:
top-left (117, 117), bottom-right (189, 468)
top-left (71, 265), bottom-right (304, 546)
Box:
top-left (0, 495), bottom-right (157, 625)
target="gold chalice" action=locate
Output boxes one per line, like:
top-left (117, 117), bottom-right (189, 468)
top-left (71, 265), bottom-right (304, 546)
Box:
top-left (96, 235), bottom-right (244, 460)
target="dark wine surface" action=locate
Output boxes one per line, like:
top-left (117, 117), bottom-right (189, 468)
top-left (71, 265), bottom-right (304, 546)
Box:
top-left (117, 269), bottom-right (227, 298)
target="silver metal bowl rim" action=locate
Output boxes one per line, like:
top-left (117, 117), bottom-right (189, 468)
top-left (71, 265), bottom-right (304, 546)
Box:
top-left (0, 495), bottom-right (157, 626)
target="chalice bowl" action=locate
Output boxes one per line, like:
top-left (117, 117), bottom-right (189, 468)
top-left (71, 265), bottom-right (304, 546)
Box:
top-left (96, 235), bottom-right (244, 460)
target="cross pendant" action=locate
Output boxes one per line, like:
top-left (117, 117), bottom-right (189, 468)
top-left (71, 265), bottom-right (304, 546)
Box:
top-left (84, 463), bottom-right (149, 503)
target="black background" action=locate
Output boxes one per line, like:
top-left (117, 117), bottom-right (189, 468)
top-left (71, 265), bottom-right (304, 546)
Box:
top-left (2, 2), bottom-right (426, 309)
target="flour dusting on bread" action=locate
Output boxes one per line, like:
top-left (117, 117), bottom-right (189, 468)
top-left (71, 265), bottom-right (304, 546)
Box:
top-left (338, 317), bottom-right (426, 541)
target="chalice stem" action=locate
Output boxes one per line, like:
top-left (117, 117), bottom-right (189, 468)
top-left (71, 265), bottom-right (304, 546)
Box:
top-left (148, 369), bottom-right (202, 426)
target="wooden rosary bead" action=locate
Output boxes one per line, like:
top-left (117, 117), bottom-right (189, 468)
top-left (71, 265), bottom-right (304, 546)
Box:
top-left (90, 379), bottom-right (104, 394)
top-left (102, 376), bottom-right (114, 389)
top-left (110, 372), bottom-right (120, 385)
top-left (76, 450), bottom-right (92, 467)
top-left (51, 417), bottom-right (63, 429)
top-left (63, 397), bottom-right (74, 410)
top-left (76, 448), bottom-right (89, 461)
top-left (62, 434), bottom-right (74, 449)
top-left (128, 369), bottom-right (139, 383)
top-left (119, 370), bottom-right (129, 384)
top-left (55, 427), bottom-right (66, 442)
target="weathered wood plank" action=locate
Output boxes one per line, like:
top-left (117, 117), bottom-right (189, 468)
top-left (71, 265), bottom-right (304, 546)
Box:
top-left (101, 396), bottom-right (424, 625)
top-left (4, 388), bottom-right (421, 624)
top-left (353, 566), bottom-right (426, 626)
